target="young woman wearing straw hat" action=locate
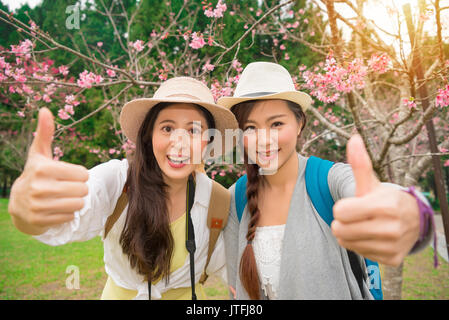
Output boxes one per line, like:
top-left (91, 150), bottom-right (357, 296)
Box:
top-left (8, 77), bottom-right (238, 300)
top-left (218, 62), bottom-right (437, 300)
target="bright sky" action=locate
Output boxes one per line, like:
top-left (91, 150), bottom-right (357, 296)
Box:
top-left (1, 0), bottom-right (42, 11)
top-left (334, 0), bottom-right (449, 43)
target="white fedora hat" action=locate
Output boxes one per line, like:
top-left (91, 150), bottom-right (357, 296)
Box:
top-left (120, 77), bottom-right (238, 146)
top-left (217, 61), bottom-right (312, 112)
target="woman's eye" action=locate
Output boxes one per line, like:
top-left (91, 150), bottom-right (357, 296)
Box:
top-left (272, 121), bottom-right (283, 128)
top-left (190, 127), bottom-right (201, 135)
top-left (162, 126), bottom-right (172, 133)
top-left (244, 126), bottom-right (255, 132)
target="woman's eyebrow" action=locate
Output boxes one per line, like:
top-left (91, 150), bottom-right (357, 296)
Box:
top-left (159, 119), bottom-right (176, 125)
top-left (159, 119), bottom-right (204, 128)
top-left (246, 114), bottom-right (288, 124)
top-left (186, 121), bottom-right (204, 128)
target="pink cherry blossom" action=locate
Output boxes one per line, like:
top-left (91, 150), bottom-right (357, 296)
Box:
top-left (10, 39), bottom-right (33, 59)
top-left (204, 8), bottom-right (215, 18)
top-left (435, 84), bottom-right (449, 108)
top-left (64, 104), bottom-right (74, 115)
top-left (130, 40), bottom-right (145, 52)
top-left (202, 61), bottom-right (215, 72)
top-left (107, 69), bottom-right (116, 77)
top-left (77, 70), bottom-right (104, 88)
top-left (22, 84), bottom-right (33, 94)
top-left (53, 146), bottom-right (64, 161)
top-left (158, 73), bottom-right (168, 81)
top-left (232, 59), bottom-right (243, 72)
top-left (368, 53), bottom-right (390, 74)
top-left (42, 94), bottom-right (52, 103)
top-left (300, 52), bottom-right (368, 103)
top-left (65, 94), bottom-right (80, 106)
top-left (403, 97), bottom-right (417, 110)
top-left (29, 20), bottom-right (37, 30)
top-left (58, 65), bottom-right (69, 76)
top-left (122, 139), bottom-right (136, 155)
top-left (17, 110), bottom-right (25, 118)
top-left (58, 109), bottom-right (70, 120)
top-left (97, 42), bottom-right (103, 47)
top-left (12, 68), bottom-right (26, 82)
top-left (204, 0), bottom-right (227, 18)
top-left (189, 32), bottom-right (206, 49)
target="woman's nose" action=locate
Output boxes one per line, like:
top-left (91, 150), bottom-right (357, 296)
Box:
top-left (257, 128), bottom-right (278, 149)
top-left (169, 128), bottom-right (190, 152)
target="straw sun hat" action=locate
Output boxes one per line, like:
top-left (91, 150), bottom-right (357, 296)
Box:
top-left (217, 61), bottom-right (313, 112)
top-left (120, 77), bottom-right (238, 148)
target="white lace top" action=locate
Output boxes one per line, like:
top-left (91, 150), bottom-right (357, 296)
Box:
top-left (252, 224), bottom-right (286, 300)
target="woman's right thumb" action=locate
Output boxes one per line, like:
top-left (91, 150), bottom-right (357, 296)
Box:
top-left (29, 107), bottom-right (55, 159)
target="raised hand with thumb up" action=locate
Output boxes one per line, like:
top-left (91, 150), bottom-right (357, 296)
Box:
top-left (330, 134), bottom-right (421, 267)
top-left (8, 108), bottom-right (89, 235)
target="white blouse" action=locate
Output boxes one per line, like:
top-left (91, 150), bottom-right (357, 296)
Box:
top-left (32, 158), bottom-right (227, 299)
top-left (252, 224), bottom-right (286, 300)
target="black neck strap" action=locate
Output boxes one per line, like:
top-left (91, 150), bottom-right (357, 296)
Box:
top-left (186, 174), bottom-right (197, 300)
top-left (148, 174), bottom-right (196, 300)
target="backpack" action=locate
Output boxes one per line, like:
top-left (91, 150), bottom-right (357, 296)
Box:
top-left (103, 176), bottom-right (230, 286)
top-left (234, 156), bottom-right (383, 300)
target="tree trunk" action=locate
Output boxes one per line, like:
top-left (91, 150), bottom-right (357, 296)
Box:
top-left (382, 263), bottom-right (404, 300)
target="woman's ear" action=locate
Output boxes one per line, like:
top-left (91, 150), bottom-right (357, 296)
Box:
top-left (297, 118), bottom-right (305, 136)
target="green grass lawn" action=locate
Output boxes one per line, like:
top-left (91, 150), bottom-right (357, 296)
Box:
top-left (0, 198), bottom-right (447, 300)
top-left (0, 198), bottom-right (228, 300)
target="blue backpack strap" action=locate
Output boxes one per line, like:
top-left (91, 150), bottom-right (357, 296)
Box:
top-left (365, 258), bottom-right (383, 300)
top-left (305, 156), bottom-right (335, 226)
top-left (235, 174), bottom-right (248, 223)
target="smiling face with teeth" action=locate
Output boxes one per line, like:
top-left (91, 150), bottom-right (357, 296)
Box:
top-left (152, 103), bottom-right (212, 182)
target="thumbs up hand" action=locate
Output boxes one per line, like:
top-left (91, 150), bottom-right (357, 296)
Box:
top-left (331, 134), bottom-right (420, 267)
top-left (8, 108), bottom-right (90, 235)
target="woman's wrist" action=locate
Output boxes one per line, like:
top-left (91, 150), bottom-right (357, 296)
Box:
top-left (402, 186), bottom-right (438, 267)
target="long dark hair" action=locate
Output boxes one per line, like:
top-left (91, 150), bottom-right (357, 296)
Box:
top-left (119, 102), bottom-right (215, 284)
top-left (230, 99), bottom-right (307, 299)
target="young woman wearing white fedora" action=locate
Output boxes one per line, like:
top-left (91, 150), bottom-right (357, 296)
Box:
top-left (8, 77), bottom-right (238, 300)
top-left (218, 62), bottom-right (437, 300)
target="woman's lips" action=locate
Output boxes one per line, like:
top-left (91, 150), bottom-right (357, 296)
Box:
top-left (167, 155), bottom-right (189, 168)
top-left (257, 148), bottom-right (280, 162)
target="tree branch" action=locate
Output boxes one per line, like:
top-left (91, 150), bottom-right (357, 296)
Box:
top-left (306, 106), bottom-right (351, 139)
top-left (54, 84), bottom-right (133, 137)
